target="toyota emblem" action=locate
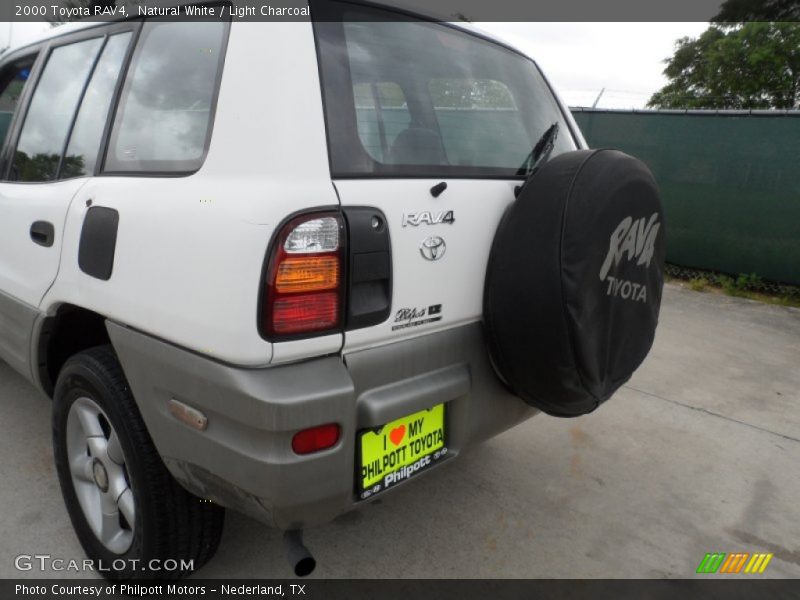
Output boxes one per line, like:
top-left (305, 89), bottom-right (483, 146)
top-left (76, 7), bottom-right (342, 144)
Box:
top-left (420, 236), bottom-right (446, 261)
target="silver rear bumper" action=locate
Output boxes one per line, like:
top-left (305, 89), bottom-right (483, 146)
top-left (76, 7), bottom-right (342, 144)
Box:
top-left (107, 321), bottom-right (537, 529)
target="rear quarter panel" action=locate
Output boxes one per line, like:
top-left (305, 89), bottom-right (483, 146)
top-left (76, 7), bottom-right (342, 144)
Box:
top-left (42, 22), bottom-right (340, 366)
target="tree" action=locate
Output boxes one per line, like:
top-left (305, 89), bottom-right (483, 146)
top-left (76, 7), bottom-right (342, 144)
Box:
top-left (648, 22), bottom-right (800, 109)
top-left (713, 0), bottom-right (800, 22)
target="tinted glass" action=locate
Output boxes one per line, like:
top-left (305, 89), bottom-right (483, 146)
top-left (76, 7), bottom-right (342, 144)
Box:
top-left (315, 3), bottom-right (576, 177)
top-left (353, 81), bottom-right (409, 162)
top-left (0, 58), bottom-right (36, 149)
top-left (105, 21), bottom-right (227, 173)
top-left (429, 78), bottom-right (531, 168)
top-left (12, 37), bottom-right (103, 182)
top-left (63, 32), bottom-right (131, 179)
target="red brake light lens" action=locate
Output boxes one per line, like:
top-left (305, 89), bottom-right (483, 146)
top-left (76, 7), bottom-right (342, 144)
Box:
top-left (292, 424), bottom-right (341, 455)
top-left (271, 293), bottom-right (339, 334)
top-left (262, 212), bottom-right (345, 339)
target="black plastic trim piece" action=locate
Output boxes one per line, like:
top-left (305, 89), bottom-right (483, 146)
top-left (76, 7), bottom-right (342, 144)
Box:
top-left (0, 46), bottom-right (46, 180)
top-left (30, 221), bottom-right (55, 247)
top-left (430, 181), bottom-right (447, 197)
top-left (94, 21), bottom-right (144, 178)
top-left (342, 206), bottom-right (392, 331)
top-left (78, 206), bottom-right (120, 281)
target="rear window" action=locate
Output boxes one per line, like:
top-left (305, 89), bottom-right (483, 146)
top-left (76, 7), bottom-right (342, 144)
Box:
top-left (314, 2), bottom-right (576, 178)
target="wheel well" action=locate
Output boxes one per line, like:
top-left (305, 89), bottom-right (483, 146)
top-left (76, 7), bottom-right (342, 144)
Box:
top-left (37, 305), bottom-right (111, 397)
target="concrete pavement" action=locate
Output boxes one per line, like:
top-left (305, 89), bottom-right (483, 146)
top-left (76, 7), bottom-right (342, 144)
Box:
top-left (1, 283), bottom-right (798, 578)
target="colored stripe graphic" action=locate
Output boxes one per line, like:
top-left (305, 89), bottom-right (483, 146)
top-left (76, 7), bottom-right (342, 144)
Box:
top-left (697, 552), bottom-right (773, 574)
top-left (744, 553), bottom-right (774, 574)
top-left (720, 553), bottom-right (749, 573)
top-left (697, 553), bottom-right (726, 574)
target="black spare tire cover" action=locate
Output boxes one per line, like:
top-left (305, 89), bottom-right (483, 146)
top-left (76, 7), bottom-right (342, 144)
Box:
top-left (484, 149), bottom-right (666, 417)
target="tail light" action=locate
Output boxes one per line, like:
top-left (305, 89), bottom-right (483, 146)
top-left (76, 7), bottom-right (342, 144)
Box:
top-left (261, 211), bottom-right (345, 339)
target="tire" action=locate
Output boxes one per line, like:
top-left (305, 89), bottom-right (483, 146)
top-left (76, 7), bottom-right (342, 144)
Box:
top-left (52, 345), bottom-right (224, 580)
top-left (484, 149), bottom-right (666, 417)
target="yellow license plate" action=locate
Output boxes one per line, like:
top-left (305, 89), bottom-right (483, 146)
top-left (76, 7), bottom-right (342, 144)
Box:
top-left (358, 404), bottom-right (447, 499)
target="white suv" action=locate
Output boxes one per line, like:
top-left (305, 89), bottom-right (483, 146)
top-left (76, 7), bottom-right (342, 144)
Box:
top-left (0, 1), bottom-right (665, 578)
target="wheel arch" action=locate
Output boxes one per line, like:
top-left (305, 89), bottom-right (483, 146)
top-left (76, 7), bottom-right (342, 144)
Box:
top-left (33, 304), bottom-right (112, 398)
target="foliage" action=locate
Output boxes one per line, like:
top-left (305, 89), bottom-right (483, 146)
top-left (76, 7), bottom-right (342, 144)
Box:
top-left (713, 0), bottom-right (800, 22)
top-left (428, 79), bottom-right (516, 109)
top-left (12, 152), bottom-right (85, 181)
top-left (717, 273), bottom-right (763, 296)
top-left (735, 272), bottom-right (763, 291)
top-left (357, 79), bottom-right (517, 111)
top-left (648, 22), bottom-right (800, 109)
top-left (673, 266), bottom-right (800, 308)
top-left (689, 277), bottom-right (710, 291)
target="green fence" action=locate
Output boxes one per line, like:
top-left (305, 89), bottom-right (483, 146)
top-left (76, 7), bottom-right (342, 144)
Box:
top-left (571, 108), bottom-right (800, 285)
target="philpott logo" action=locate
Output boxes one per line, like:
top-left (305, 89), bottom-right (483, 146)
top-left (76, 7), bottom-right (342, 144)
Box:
top-left (599, 213), bottom-right (661, 303)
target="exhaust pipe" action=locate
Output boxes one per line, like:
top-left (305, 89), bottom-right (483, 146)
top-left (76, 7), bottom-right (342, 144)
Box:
top-left (283, 530), bottom-right (316, 577)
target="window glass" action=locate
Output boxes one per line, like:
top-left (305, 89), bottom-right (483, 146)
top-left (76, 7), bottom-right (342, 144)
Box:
top-left (105, 21), bottom-right (227, 173)
top-left (0, 57), bottom-right (36, 148)
top-left (12, 37), bottom-right (103, 182)
top-left (429, 78), bottom-right (531, 168)
top-left (63, 32), bottom-right (131, 179)
top-left (354, 82), bottom-right (409, 162)
top-left (315, 3), bottom-right (576, 177)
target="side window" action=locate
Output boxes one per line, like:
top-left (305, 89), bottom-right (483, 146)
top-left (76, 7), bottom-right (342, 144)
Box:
top-left (11, 37), bottom-right (103, 182)
top-left (0, 57), bottom-right (37, 149)
top-left (353, 82), bottom-right (409, 162)
top-left (429, 78), bottom-right (531, 167)
top-left (104, 21), bottom-right (228, 173)
top-left (63, 32), bottom-right (132, 178)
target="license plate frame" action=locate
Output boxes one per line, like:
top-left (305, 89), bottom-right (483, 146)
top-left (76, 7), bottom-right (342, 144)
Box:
top-left (356, 403), bottom-right (448, 500)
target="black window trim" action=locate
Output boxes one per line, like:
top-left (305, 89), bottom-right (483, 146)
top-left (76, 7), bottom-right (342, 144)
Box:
top-left (0, 44), bottom-right (47, 180)
top-left (99, 15), bottom-right (231, 178)
top-left (55, 35), bottom-right (109, 181)
top-left (0, 20), bottom-right (141, 184)
top-left (310, 0), bottom-right (582, 180)
top-left (74, 24), bottom-right (143, 180)
top-left (0, 5), bottom-right (231, 183)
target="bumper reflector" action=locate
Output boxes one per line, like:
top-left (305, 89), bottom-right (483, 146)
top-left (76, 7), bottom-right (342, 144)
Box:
top-left (292, 423), bottom-right (341, 455)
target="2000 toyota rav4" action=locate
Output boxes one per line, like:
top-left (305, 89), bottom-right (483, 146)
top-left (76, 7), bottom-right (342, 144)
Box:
top-left (0, 0), bottom-right (665, 578)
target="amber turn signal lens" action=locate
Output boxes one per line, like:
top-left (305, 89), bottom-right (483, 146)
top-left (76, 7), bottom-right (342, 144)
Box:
top-left (275, 256), bottom-right (340, 294)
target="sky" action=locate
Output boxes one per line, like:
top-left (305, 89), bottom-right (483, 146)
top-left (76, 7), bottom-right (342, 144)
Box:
top-left (479, 22), bottom-right (709, 109)
top-left (0, 22), bottom-right (51, 51)
top-left (0, 21), bottom-right (710, 110)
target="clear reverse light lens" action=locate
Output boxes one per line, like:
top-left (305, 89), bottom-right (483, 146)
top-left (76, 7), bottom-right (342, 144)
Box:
top-left (284, 217), bottom-right (339, 253)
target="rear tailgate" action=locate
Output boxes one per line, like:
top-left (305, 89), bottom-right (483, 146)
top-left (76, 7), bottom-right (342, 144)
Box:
top-left (313, 1), bottom-right (578, 352)
top-left (336, 179), bottom-right (517, 351)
